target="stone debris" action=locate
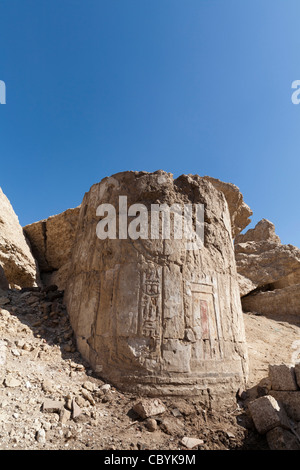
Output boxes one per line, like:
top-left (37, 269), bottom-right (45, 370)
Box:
top-left (133, 399), bottom-right (167, 419)
top-left (36, 428), bottom-right (46, 444)
top-left (71, 398), bottom-right (81, 420)
top-left (1, 172), bottom-right (300, 451)
top-left (3, 376), bottom-right (21, 388)
top-left (42, 399), bottom-right (64, 414)
top-left (145, 418), bottom-right (157, 432)
top-left (181, 436), bottom-right (204, 449)
top-left (248, 395), bottom-right (290, 434)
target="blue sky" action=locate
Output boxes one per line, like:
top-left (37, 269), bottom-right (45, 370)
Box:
top-left (1, 0), bottom-right (300, 246)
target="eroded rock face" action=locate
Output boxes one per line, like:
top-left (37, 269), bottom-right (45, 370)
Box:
top-left (235, 219), bottom-right (300, 314)
top-left (24, 207), bottom-right (80, 290)
top-left (0, 187), bottom-right (40, 288)
top-left (64, 170), bottom-right (248, 401)
top-left (242, 284), bottom-right (300, 317)
top-left (202, 176), bottom-right (252, 238)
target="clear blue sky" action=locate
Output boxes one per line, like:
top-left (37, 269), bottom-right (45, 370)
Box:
top-left (1, 0), bottom-right (300, 246)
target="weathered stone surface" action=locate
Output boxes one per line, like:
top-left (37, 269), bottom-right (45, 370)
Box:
top-left (202, 176), bottom-right (252, 238)
top-left (242, 284), bottom-right (300, 317)
top-left (133, 399), bottom-right (166, 419)
top-left (3, 376), bottom-right (21, 388)
top-left (0, 187), bottom-right (40, 287)
top-left (181, 436), bottom-right (204, 449)
top-left (248, 395), bottom-right (290, 434)
top-left (236, 219), bottom-right (281, 245)
top-left (266, 426), bottom-right (300, 450)
top-left (235, 219), bottom-right (300, 307)
top-left (24, 207), bottom-right (80, 290)
top-left (269, 364), bottom-right (298, 391)
top-left (64, 171), bottom-right (248, 400)
top-left (269, 391), bottom-right (300, 421)
top-left (42, 398), bottom-right (64, 413)
top-left (235, 220), bottom-right (300, 289)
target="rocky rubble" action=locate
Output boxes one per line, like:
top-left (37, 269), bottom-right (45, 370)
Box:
top-left (1, 172), bottom-right (300, 451)
top-left (0, 287), bottom-right (256, 450)
top-left (247, 364), bottom-right (300, 450)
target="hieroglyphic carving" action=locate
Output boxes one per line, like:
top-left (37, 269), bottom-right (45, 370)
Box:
top-left (140, 267), bottom-right (161, 341)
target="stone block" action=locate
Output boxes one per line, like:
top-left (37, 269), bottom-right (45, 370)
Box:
top-left (269, 364), bottom-right (298, 391)
top-left (248, 395), bottom-right (290, 434)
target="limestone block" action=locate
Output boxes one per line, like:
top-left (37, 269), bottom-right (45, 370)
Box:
top-left (248, 395), bottom-right (290, 434)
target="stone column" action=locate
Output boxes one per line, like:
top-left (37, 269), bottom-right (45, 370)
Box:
top-left (64, 170), bottom-right (248, 404)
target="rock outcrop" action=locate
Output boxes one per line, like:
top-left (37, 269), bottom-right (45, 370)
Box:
top-left (24, 207), bottom-right (80, 290)
top-left (235, 219), bottom-right (300, 316)
top-left (0, 187), bottom-right (40, 288)
top-left (202, 176), bottom-right (252, 238)
top-left (64, 170), bottom-right (248, 402)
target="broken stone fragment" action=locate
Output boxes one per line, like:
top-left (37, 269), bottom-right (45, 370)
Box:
top-left (145, 418), bottom-right (157, 432)
top-left (248, 395), bottom-right (290, 434)
top-left (181, 436), bottom-right (204, 449)
top-left (81, 389), bottom-right (95, 406)
top-left (42, 398), bottom-right (64, 413)
top-left (35, 428), bottom-right (46, 444)
top-left (82, 381), bottom-right (95, 392)
top-left (71, 398), bottom-right (81, 419)
top-left (133, 398), bottom-right (166, 419)
top-left (3, 376), bottom-right (21, 388)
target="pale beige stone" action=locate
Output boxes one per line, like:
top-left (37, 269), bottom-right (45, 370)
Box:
top-left (235, 219), bottom-right (300, 302)
top-left (0, 187), bottom-right (40, 287)
top-left (242, 284), bottom-right (300, 317)
top-left (133, 399), bottom-right (166, 419)
top-left (24, 207), bottom-right (80, 290)
top-left (181, 436), bottom-right (204, 449)
top-left (64, 171), bottom-right (248, 400)
top-left (202, 176), bottom-right (252, 238)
